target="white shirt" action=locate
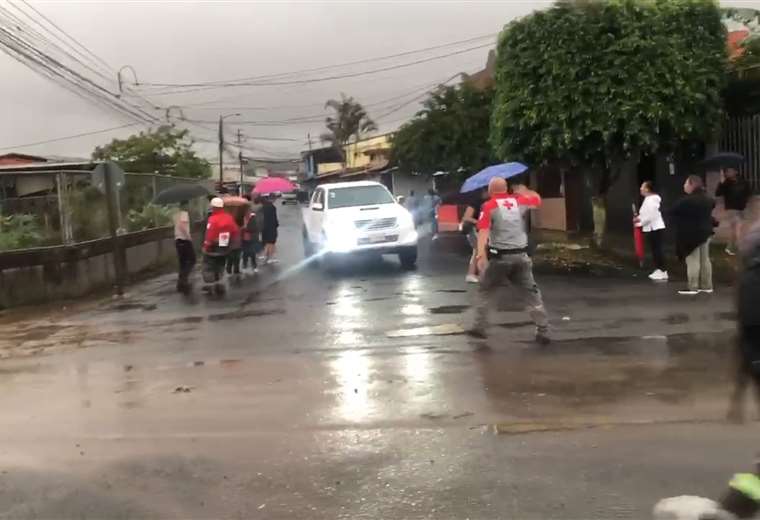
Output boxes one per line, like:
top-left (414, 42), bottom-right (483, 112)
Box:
top-left (638, 194), bottom-right (666, 232)
top-left (173, 210), bottom-right (192, 241)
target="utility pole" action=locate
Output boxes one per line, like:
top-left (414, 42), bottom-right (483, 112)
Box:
top-left (218, 113), bottom-right (240, 189)
top-left (218, 115), bottom-right (224, 188)
top-left (307, 133), bottom-right (314, 179)
top-left (237, 129), bottom-right (245, 196)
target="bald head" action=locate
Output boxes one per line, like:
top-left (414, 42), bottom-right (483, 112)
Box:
top-left (488, 177), bottom-right (508, 196)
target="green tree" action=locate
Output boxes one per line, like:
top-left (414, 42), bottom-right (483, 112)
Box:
top-left (392, 84), bottom-right (496, 181)
top-left (490, 0), bottom-right (727, 241)
top-left (321, 94), bottom-right (377, 165)
top-left (93, 125), bottom-right (211, 178)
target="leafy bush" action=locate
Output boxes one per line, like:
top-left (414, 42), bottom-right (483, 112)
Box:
top-left (126, 204), bottom-right (173, 232)
top-left (0, 214), bottom-right (47, 251)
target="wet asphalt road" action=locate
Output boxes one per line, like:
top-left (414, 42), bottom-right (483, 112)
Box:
top-left (0, 205), bottom-right (758, 519)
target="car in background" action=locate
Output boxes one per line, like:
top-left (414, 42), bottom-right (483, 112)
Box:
top-left (281, 191), bottom-right (298, 205)
top-left (301, 181), bottom-right (418, 269)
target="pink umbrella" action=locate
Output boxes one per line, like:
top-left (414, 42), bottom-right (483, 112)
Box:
top-left (252, 177), bottom-right (295, 195)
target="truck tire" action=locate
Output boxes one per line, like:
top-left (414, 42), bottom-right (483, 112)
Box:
top-left (398, 247), bottom-right (418, 270)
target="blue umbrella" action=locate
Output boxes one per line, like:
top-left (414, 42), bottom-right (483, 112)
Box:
top-left (460, 162), bottom-right (529, 193)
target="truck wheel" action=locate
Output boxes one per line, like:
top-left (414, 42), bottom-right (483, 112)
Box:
top-left (399, 247), bottom-right (418, 270)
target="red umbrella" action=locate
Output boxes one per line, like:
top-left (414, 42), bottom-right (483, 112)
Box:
top-left (632, 203), bottom-right (645, 268)
top-left (252, 177), bottom-right (295, 195)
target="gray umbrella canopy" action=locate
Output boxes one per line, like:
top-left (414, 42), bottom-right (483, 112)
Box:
top-left (700, 152), bottom-right (744, 171)
top-left (153, 184), bottom-right (210, 205)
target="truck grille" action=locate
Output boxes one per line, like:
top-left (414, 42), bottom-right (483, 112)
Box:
top-left (354, 217), bottom-right (397, 231)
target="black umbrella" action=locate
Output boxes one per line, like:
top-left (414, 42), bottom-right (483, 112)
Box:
top-left (700, 152), bottom-right (744, 171)
top-left (153, 183), bottom-right (210, 205)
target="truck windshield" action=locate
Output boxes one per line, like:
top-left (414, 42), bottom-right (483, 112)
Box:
top-left (328, 185), bottom-right (395, 209)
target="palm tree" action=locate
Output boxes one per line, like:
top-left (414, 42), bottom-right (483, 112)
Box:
top-left (321, 93), bottom-right (378, 168)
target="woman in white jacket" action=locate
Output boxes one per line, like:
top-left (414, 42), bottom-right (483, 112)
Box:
top-left (636, 181), bottom-right (668, 281)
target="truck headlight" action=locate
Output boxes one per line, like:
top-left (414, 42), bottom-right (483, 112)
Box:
top-left (398, 210), bottom-right (415, 230)
top-left (324, 220), bottom-right (357, 253)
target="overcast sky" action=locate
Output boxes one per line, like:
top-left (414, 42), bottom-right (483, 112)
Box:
top-left (0, 0), bottom-right (757, 162)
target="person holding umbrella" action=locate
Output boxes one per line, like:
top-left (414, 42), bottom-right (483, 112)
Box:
top-left (635, 181), bottom-right (668, 281)
top-left (173, 200), bottom-right (196, 293)
top-left (154, 183), bottom-right (211, 294)
top-left (716, 166), bottom-right (751, 256)
top-left (260, 195), bottom-right (280, 264)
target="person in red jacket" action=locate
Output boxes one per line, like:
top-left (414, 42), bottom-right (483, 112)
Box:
top-left (201, 197), bottom-right (240, 293)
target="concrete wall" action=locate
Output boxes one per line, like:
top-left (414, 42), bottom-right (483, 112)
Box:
top-left (0, 228), bottom-right (178, 309)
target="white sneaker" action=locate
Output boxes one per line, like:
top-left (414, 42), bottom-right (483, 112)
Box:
top-left (465, 274), bottom-right (479, 284)
top-left (649, 270), bottom-right (668, 281)
top-left (725, 248), bottom-right (736, 256)
top-left (699, 289), bottom-right (714, 294)
top-left (253, 268), bottom-right (259, 274)
top-left (678, 289), bottom-right (699, 295)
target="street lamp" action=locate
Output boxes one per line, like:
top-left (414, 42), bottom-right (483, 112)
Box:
top-left (218, 113), bottom-right (241, 187)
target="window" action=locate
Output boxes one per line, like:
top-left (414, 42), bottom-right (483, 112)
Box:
top-left (327, 185), bottom-right (394, 209)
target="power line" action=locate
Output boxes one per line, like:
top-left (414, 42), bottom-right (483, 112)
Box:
top-left (0, 25), bottom-right (155, 124)
top-left (178, 74), bottom-right (462, 114)
top-left (0, 122), bottom-right (142, 152)
top-left (141, 42), bottom-right (494, 96)
top-left (10, 1), bottom-right (165, 117)
top-left (17, 0), bottom-right (114, 74)
top-left (139, 33), bottom-right (496, 89)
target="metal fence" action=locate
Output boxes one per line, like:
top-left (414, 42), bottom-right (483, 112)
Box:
top-left (0, 169), bottom-right (209, 252)
top-left (721, 115), bottom-right (760, 192)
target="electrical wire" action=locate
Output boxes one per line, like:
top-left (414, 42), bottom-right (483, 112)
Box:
top-left (9, 2), bottom-right (166, 118)
top-left (17, 0), bottom-right (114, 74)
top-left (0, 122), bottom-right (142, 152)
top-left (141, 42), bottom-right (493, 96)
top-left (139, 33), bottom-right (496, 89)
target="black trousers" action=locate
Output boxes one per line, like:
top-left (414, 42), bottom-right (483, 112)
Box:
top-left (175, 239), bottom-right (196, 286)
top-left (646, 229), bottom-right (666, 271)
top-left (226, 249), bottom-right (241, 274)
top-left (242, 241), bottom-right (257, 269)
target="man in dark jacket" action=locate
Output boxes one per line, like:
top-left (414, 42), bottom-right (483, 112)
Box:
top-left (669, 175), bottom-right (715, 295)
top-left (728, 218), bottom-right (760, 423)
top-left (716, 167), bottom-right (752, 256)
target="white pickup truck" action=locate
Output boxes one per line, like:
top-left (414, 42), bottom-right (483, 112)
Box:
top-left (302, 181), bottom-right (418, 268)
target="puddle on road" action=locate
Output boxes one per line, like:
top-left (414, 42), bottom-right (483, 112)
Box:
top-left (207, 309), bottom-right (285, 322)
top-left (110, 302), bottom-right (158, 312)
top-left (663, 313), bottom-right (690, 325)
top-left (429, 305), bottom-right (469, 315)
top-left (386, 323), bottom-right (465, 338)
top-left (8, 324), bottom-right (73, 343)
top-left (436, 289), bottom-right (467, 294)
top-left (497, 320), bottom-right (534, 329)
top-left (473, 330), bottom-right (733, 410)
